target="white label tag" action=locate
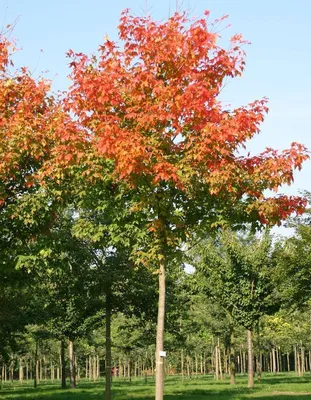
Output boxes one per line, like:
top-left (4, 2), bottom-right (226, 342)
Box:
top-left (159, 351), bottom-right (166, 357)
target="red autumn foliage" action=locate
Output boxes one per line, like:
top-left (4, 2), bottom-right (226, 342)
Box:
top-left (57, 10), bottom-right (309, 224)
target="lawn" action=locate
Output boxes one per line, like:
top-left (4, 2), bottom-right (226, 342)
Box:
top-left (1, 373), bottom-right (311, 399)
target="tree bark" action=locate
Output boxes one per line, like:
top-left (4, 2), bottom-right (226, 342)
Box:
top-left (61, 339), bottom-right (66, 389)
top-left (247, 329), bottom-right (254, 389)
top-left (155, 260), bottom-right (166, 400)
top-left (105, 290), bottom-right (112, 400)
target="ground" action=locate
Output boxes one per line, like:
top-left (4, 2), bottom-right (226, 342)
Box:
top-left (1, 373), bottom-right (311, 399)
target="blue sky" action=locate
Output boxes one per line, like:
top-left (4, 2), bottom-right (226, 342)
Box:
top-left (2, 0), bottom-right (311, 200)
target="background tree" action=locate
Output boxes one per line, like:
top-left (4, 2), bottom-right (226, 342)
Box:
top-left (192, 230), bottom-right (279, 388)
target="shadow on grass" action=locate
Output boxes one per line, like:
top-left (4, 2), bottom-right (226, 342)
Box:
top-left (250, 397), bottom-right (311, 400)
top-left (1, 376), bottom-right (311, 400)
top-left (259, 376), bottom-right (311, 385)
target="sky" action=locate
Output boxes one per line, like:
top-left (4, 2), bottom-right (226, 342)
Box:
top-left (1, 0), bottom-right (311, 203)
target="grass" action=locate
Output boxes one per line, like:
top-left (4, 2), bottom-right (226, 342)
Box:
top-left (1, 373), bottom-right (311, 399)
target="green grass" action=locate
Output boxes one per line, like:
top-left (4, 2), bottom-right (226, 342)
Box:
top-left (1, 373), bottom-right (311, 399)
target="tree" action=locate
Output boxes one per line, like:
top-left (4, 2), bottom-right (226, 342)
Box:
top-left (273, 192), bottom-right (311, 308)
top-left (27, 10), bottom-right (309, 400)
top-left (192, 230), bottom-right (279, 388)
top-left (0, 31), bottom-right (62, 366)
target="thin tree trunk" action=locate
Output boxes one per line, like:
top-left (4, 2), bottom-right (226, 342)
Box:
top-left (256, 324), bottom-right (262, 382)
top-left (215, 347), bottom-right (219, 380)
top-left (155, 260), bottom-right (166, 400)
top-left (93, 356), bottom-right (97, 382)
top-left (218, 338), bottom-right (223, 380)
top-left (44, 356), bottom-right (47, 382)
top-left (19, 358), bottom-right (23, 384)
top-left (277, 348), bottom-right (281, 373)
top-left (128, 359), bottom-right (131, 382)
top-left (34, 342), bottom-right (38, 388)
top-left (247, 329), bottom-right (254, 389)
top-left (195, 354), bottom-right (198, 378)
top-left (297, 346), bottom-right (301, 376)
top-left (89, 355), bottom-right (92, 380)
top-left (61, 340), bottom-right (66, 389)
top-left (105, 290), bottom-right (112, 400)
top-left (97, 355), bottom-right (100, 379)
top-left (287, 352), bottom-right (290, 372)
top-left (272, 347), bottom-right (277, 374)
top-left (39, 358), bottom-right (42, 383)
top-left (119, 358), bottom-right (122, 378)
top-left (230, 329), bottom-right (236, 385)
top-left (181, 349), bottom-right (184, 382)
top-left (200, 354), bottom-right (203, 375)
top-left (69, 339), bottom-right (75, 388)
top-left (186, 356), bottom-right (190, 379)
top-left (301, 345), bottom-right (305, 375)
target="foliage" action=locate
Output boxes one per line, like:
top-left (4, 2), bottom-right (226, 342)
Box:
top-left (192, 230), bottom-right (278, 329)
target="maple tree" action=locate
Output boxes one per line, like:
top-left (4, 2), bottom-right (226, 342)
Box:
top-left (0, 32), bottom-right (63, 233)
top-left (0, 33), bottom-right (66, 374)
top-left (42, 10), bottom-right (309, 400)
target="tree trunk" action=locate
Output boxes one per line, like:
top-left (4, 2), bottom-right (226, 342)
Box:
top-left (244, 351), bottom-right (247, 374)
top-left (181, 350), bottom-right (184, 382)
top-left (256, 324), bottom-right (262, 382)
top-left (277, 348), bottom-right (280, 373)
top-left (105, 290), bottom-right (112, 400)
top-left (69, 339), bottom-right (75, 388)
top-left (93, 356), bottom-right (97, 381)
top-left (61, 340), bottom-right (66, 389)
top-left (200, 354), bottom-right (203, 375)
top-left (39, 358), bottom-right (42, 382)
top-left (215, 347), bottom-right (219, 380)
top-left (257, 352), bottom-right (262, 382)
top-left (186, 356), bottom-right (190, 379)
top-left (272, 347), bottom-right (277, 374)
top-left (301, 345), bottom-right (305, 375)
top-left (128, 359), bottom-right (131, 382)
top-left (19, 358), bottom-right (23, 384)
top-left (195, 354), bottom-right (198, 378)
top-left (155, 260), bottom-right (166, 400)
top-left (287, 352), bottom-right (290, 372)
top-left (247, 329), bottom-right (254, 389)
top-left (34, 341), bottom-right (38, 388)
top-left (230, 329), bottom-right (236, 385)
top-left (297, 346), bottom-right (301, 376)
top-left (97, 355), bottom-right (100, 379)
top-left (119, 358), bottom-right (122, 378)
top-left (218, 346), bottom-right (223, 380)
